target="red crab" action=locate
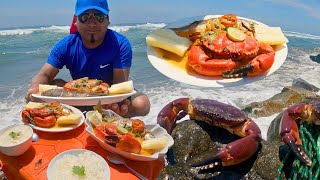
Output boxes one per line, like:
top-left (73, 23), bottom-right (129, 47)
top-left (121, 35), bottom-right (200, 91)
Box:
top-left (64, 77), bottom-right (110, 95)
top-left (279, 102), bottom-right (320, 166)
top-left (188, 31), bottom-right (275, 77)
top-left (157, 98), bottom-right (262, 170)
top-left (94, 123), bottom-right (142, 154)
top-left (21, 101), bottom-right (63, 128)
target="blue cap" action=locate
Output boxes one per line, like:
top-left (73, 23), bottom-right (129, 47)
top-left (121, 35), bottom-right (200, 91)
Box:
top-left (75, 0), bottom-right (109, 16)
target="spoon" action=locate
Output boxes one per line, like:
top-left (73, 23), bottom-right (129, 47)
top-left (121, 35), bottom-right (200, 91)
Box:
top-left (107, 154), bottom-right (149, 180)
top-left (24, 114), bottom-right (39, 142)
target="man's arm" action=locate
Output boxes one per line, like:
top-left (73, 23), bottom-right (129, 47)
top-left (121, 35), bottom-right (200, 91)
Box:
top-left (25, 63), bottom-right (60, 101)
top-left (112, 68), bottom-right (130, 84)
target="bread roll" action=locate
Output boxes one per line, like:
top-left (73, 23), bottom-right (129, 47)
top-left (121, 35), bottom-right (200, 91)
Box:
top-left (24, 102), bottom-right (45, 109)
top-left (56, 114), bottom-right (82, 125)
top-left (146, 28), bottom-right (192, 56)
top-left (108, 80), bottom-right (134, 94)
top-left (38, 84), bottom-right (63, 94)
top-left (141, 136), bottom-right (168, 150)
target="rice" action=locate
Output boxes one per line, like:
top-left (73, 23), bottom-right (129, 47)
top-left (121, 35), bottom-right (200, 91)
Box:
top-left (0, 125), bottom-right (32, 147)
top-left (50, 152), bottom-right (108, 180)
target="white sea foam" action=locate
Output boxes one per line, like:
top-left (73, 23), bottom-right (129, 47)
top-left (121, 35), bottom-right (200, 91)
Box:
top-left (109, 23), bottom-right (166, 32)
top-left (0, 25), bottom-right (70, 36)
top-left (0, 23), bottom-right (166, 36)
top-left (284, 31), bottom-right (320, 40)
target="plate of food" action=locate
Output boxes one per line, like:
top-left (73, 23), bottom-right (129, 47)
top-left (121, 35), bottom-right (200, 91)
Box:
top-left (85, 109), bottom-right (174, 161)
top-left (21, 101), bottom-right (85, 132)
top-left (146, 14), bottom-right (289, 87)
top-left (47, 149), bottom-right (110, 180)
top-left (31, 78), bottom-right (136, 106)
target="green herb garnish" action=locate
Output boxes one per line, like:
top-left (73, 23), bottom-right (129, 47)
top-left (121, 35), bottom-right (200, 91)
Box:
top-left (72, 165), bottom-right (86, 176)
top-left (9, 131), bottom-right (20, 139)
top-left (124, 124), bottom-right (132, 132)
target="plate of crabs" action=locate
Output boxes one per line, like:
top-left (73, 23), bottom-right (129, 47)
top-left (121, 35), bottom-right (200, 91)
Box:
top-left (21, 101), bottom-right (85, 132)
top-left (147, 14), bottom-right (288, 87)
top-left (31, 78), bottom-right (136, 106)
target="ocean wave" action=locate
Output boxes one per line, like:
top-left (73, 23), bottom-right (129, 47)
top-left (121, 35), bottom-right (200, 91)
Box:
top-left (109, 23), bottom-right (166, 32)
top-left (0, 23), bottom-right (166, 36)
top-left (0, 25), bottom-right (70, 36)
top-left (284, 31), bottom-right (320, 40)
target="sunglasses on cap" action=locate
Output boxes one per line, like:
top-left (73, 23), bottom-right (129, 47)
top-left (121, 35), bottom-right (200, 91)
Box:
top-left (78, 12), bottom-right (106, 23)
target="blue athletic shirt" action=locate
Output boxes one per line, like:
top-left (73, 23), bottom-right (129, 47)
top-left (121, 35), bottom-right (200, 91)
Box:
top-left (47, 29), bottom-right (132, 85)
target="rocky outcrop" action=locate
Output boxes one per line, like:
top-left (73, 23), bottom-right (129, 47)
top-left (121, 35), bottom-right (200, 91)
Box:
top-left (309, 54), bottom-right (320, 63)
top-left (158, 120), bottom-right (287, 180)
top-left (242, 79), bottom-right (320, 118)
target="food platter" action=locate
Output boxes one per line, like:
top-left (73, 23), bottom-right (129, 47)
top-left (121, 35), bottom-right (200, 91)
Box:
top-left (22, 104), bottom-right (85, 133)
top-left (31, 90), bottom-right (137, 106)
top-left (147, 15), bottom-right (288, 87)
top-left (47, 149), bottom-right (110, 180)
top-left (85, 110), bottom-right (174, 161)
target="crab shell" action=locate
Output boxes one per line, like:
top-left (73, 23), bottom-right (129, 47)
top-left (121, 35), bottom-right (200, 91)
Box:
top-left (189, 99), bottom-right (250, 127)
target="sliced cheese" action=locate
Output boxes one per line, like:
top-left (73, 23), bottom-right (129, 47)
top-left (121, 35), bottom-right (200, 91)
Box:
top-left (255, 25), bottom-right (289, 45)
top-left (108, 80), bottom-right (134, 94)
top-left (38, 84), bottom-right (63, 94)
top-left (56, 114), bottom-right (82, 125)
top-left (146, 28), bottom-right (192, 56)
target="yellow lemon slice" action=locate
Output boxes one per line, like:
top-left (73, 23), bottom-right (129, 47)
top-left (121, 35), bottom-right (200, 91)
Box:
top-left (227, 27), bottom-right (246, 42)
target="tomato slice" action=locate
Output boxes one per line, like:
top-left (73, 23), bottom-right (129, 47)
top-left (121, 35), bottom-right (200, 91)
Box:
top-left (219, 14), bottom-right (237, 27)
top-left (116, 134), bottom-right (141, 154)
top-left (132, 119), bottom-right (145, 132)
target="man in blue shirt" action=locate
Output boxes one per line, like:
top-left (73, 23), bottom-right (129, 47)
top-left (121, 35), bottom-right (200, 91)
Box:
top-left (25, 0), bottom-right (150, 117)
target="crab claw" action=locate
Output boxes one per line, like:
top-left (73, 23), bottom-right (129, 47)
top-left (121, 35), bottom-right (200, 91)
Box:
top-left (157, 98), bottom-right (191, 134)
top-left (116, 134), bottom-right (141, 154)
top-left (280, 103), bottom-right (313, 166)
top-left (191, 154), bottom-right (223, 170)
top-left (223, 42), bottom-right (275, 78)
top-left (286, 140), bottom-right (312, 166)
top-left (191, 133), bottom-right (260, 170)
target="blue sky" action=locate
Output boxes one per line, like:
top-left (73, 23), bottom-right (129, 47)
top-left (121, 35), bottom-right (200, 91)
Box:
top-left (1, 0), bottom-right (320, 35)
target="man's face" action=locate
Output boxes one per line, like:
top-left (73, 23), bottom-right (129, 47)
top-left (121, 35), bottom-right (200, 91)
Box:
top-left (76, 10), bottom-right (109, 45)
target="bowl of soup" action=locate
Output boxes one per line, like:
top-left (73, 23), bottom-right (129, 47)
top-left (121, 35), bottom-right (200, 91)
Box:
top-left (0, 124), bottom-right (33, 156)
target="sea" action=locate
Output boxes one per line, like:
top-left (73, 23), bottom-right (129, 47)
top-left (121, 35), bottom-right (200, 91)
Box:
top-left (0, 23), bottom-right (320, 140)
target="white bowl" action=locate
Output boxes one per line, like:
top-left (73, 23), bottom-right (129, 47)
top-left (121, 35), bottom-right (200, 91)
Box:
top-left (0, 124), bottom-right (33, 156)
top-left (47, 149), bottom-right (110, 180)
top-left (85, 110), bottom-right (174, 161)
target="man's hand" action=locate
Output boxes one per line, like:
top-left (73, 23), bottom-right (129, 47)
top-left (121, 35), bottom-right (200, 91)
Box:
top-left (102, 99), bottom-right (131, 117)
top-left (25, 86), bottom-right (39, 102)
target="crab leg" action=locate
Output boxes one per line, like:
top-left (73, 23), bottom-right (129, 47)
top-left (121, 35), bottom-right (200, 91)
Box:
top-left (280, 104), bottom-right (312, 166)
top-left (222, 42), bottom-right (275, 77)
top-left (192, 120), bottom-right (261, 169)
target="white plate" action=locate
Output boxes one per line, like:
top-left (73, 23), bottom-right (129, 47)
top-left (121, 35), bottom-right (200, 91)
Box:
top-left (32, 90), bottom-right (137, 106)
top-left (22, 104), bottom-right (85, 133)
top-left (147, 15), bottom-right (288, 87)
top-left (47, 149), bottom-right (110, 180)
top-left (85, 110), bottom-right (174, 161)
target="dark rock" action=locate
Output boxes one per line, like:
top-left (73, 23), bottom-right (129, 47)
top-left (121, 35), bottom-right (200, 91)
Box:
top-left (242, 86), bottom-right (320, 118)
top-left (309, 54), bottom-right (320, 63)
top-left (292, 78), bottom-right (320, 92)
top-left (158, 120), bottom-right (262, 180)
